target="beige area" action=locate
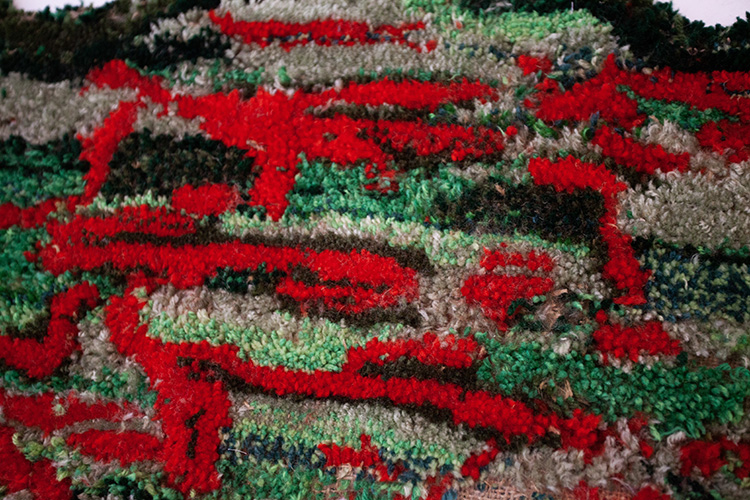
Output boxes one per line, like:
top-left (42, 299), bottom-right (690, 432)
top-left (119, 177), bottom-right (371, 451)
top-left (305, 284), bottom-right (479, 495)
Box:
top-left (320, 474), bottom-right (635, 499)
top-left (457, 480), bottom-right (633, 500)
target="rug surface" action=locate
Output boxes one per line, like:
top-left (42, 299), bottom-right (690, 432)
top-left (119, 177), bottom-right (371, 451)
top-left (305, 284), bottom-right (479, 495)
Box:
top-left (1, 0), bottom-right (750, 499)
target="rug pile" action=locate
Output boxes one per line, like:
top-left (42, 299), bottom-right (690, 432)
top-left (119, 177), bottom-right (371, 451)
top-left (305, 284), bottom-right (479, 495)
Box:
top-left (1, 0), bottom-right (750, 498)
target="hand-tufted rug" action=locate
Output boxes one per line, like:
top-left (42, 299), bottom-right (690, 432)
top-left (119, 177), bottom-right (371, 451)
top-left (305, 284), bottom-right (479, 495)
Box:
top-left (1, 0), bottom-right (750, 499)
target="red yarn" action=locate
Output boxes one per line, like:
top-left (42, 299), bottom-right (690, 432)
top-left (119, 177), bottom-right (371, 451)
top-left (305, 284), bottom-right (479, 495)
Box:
top-left (517, 55), bottom-right (553, 75)
top-left (696, 120), bottom-right (750, 163)
top-left (319, 434), bottom-right (382, 468)
top-left (681, 438), bottom-right (750, 479)
top-left (632, 486), bottom-right (672, 500)
top-left (592, 126), bottom-right (690, 175)
top-left (462, 249), bottom-right (556, 330)
top-left (462, 274), bottom-right (555, 330)
top-left (208, 10), bottom-right (432, 52)
top-left (67, 430), bottom-right (162, 465)
top-left (460, 440), bottom-right (499, 480)
top-left (480, 249), bottom-right (555, 273)
top-left (40, 216), bottom-right (419, 313)
top-left (558, 409), bottom-right (605, 463)
top-left (78, 100), bottom-right (142, 204)
top-left (571, 480), bottom-right (601, 500)
top-left (342, 333), bottom-right (480, 371)
top-left (0, 198), bottom-right (61, 230)
top-left (533, 72), bottom-right (643, 129)
top-left (171, 184), bottom-right (243, 217)
top-left (593, 321), bottom-right (681, 362)
top-left (1, 61), bottom-right (502, 228)
top-left (0, 389), bottom-right (144, 435)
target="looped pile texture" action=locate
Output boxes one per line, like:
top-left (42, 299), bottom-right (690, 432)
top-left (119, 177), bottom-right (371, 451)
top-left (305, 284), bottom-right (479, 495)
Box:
top-left (1, 0), bottom-right (749, 499)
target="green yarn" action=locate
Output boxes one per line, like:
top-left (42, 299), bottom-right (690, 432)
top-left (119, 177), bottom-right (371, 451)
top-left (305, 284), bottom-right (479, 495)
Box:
top-left (405, 0), bottom-right (608, 43)
top-left (286, 156), bottom-right (475, 223)
top-left (623, 88), bottom-right (734, 132)
top-left (476, 337), bottom-right (750, 438)
top-left (146, 311), bottom-right (399, 372)
top-left (0, 168), bottom-right (85, 207)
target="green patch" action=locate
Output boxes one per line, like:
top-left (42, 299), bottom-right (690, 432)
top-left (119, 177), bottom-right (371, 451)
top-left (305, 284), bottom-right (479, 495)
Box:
top-left (146, 310), bottom-right (400, 373)
top-left (286, 156), bottom-right (475, 224)
top-left (476, 336), bottom-right (750, 438)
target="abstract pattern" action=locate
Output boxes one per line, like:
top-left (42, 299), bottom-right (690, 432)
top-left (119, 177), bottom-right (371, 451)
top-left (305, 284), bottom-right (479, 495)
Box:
top-left (1, 0), bottom-right (749, 499)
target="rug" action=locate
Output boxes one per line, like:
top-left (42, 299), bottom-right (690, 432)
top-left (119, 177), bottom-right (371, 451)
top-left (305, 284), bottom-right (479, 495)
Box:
top-left (1, 0), bottom-right (750, 498)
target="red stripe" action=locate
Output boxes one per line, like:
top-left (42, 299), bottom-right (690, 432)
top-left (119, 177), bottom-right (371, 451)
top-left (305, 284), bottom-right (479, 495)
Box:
top-left (342, 333), bottom-right (480, 371)
top-left (0, 389), bottom-right (145, 434)
top-left (592, 126), bottom-right (690, 175)
top-left (0, 199), bottom-right (61, 230)
top-left (480, 248), bottom-right (555, 273)
top-left (67, 430), bottom-right (162, 465)
top-left (78, 100), bottom-right (141, 204)
top-left (208, 10), bottom-right (429, 52)
top-left (40, 217), bottom-right (419, 313)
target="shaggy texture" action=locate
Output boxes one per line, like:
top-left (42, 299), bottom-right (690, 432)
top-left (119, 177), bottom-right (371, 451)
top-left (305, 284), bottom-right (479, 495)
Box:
top-left (1, 0), bottom-right (750, 499)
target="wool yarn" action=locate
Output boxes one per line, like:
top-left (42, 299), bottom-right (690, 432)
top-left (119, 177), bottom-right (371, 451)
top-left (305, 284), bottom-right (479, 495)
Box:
top-left (1, 0), bottom-right (749, 499)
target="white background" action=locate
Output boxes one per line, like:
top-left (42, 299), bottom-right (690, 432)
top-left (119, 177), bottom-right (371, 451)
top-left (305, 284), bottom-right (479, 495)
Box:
top-left (9, 0), bottom-right (750, 27)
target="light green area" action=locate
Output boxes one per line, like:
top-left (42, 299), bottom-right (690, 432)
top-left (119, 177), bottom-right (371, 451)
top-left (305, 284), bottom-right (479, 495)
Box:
top-left (405, 0), bottom-right (608, 42)
top-left (230, 397), bottom-right (473, 467)
top-left (87, 191), bottom-right (172, 212)
top-left (147, 311), bottom-right (402, 372)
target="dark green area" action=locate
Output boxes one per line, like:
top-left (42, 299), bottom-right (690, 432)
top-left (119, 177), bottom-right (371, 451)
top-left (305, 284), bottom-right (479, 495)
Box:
top-left (641, 241), bottom-right (750, 324)
top-left (477, 337), bottom-right (750, 438)
top-left (460, 0), bottom-right (750, 72)
top-left (0, 0), bottom-right (225, 82)
top-left (0, 134), bottom-right (88, 206)
top-left (629, 92), bottom-right (733, 133)
top-left (0, 134), bottom-right (88, 172)
top-left (218, 431), bottom-right (328, 469)
top-left (71, 474), bottom-right (181, 500)
top-left (102, 130), bottom-right (258, 199)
